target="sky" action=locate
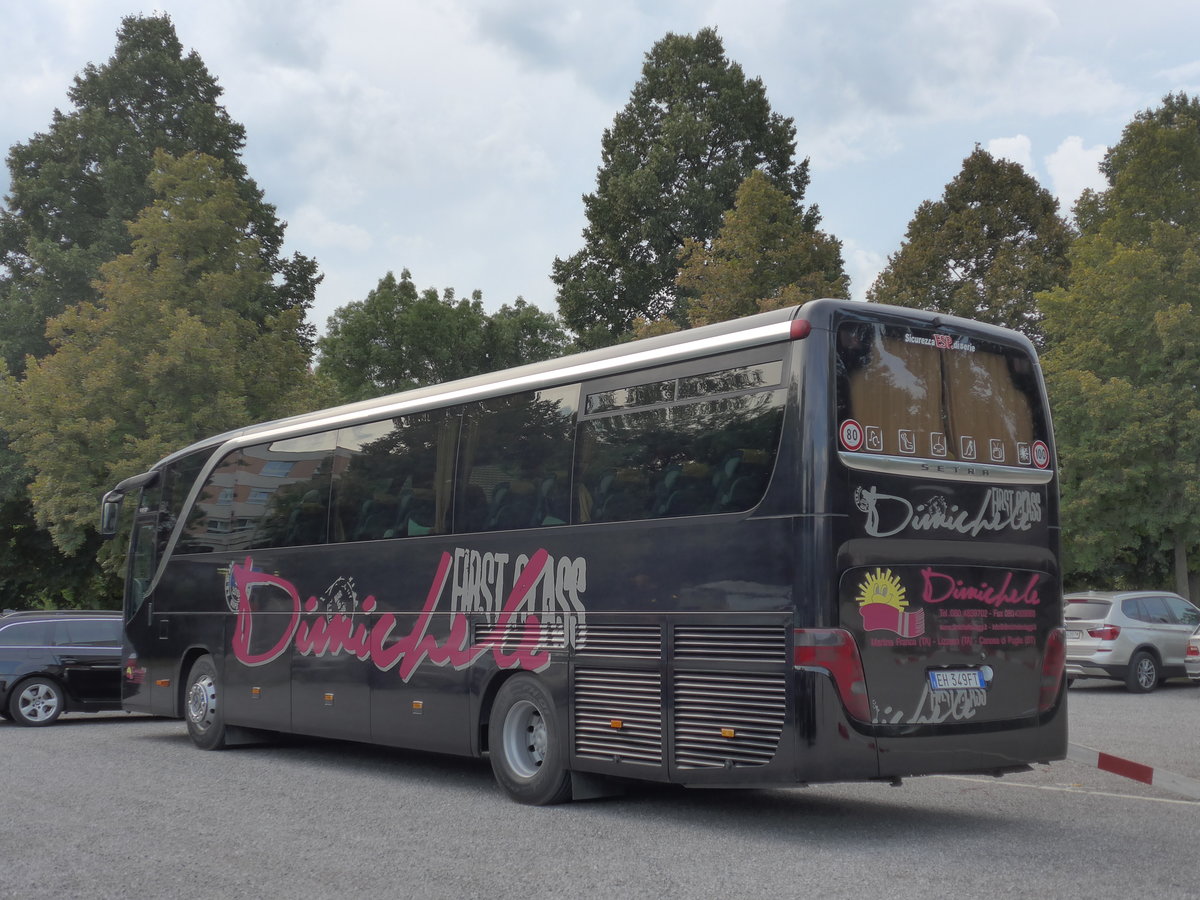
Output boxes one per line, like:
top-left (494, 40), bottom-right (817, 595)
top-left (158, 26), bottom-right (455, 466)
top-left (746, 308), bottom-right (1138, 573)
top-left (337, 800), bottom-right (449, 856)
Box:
top-left (3, 0), bottom-right (1200, 337)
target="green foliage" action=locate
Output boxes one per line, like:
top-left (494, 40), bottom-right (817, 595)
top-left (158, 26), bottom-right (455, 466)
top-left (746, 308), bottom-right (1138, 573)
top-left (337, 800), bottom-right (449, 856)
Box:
top-left (0, 16), bottom-right (321, 607)
top-left (482, 298), bottom-right (569, 372)
top-left (868, 147), bottom-right (1072, 346)
top-left (0, 13), bottom-right (317, 374)
top-left (0, 152), bottom-right (318, 566)
top-left (552, 27), bottom-right (820, 348)
top-left (1041, 94), bottom-right (1200, 590)
top-left (678, 170), bottom-right (848, 326)
top-left (0, 497), bottom-right (119, 610)
top-left (317, 272), bottom-right (568, 402)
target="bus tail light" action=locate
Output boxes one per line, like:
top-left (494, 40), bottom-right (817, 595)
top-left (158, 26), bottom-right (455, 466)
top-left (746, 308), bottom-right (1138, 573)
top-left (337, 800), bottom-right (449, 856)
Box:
top-left (1039, 627), bottom-right (1066, 712)
top-left (794, 629), bottom-right (869, 721)
top-left (790, 319), bottom-right (812, 340)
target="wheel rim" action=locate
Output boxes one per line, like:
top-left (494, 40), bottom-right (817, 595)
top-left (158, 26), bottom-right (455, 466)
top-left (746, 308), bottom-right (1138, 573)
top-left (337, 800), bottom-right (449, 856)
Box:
top-left (1136, 658), bottom-right (1156, 690)
top-left (501, 698), bottom-right (548, 779)
top-left (18, 683), bottom-right (59, 722)
top-left (187, 673), bottom-right (217, 733)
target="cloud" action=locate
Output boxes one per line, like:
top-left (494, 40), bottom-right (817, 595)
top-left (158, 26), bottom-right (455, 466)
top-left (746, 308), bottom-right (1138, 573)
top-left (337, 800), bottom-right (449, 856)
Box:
top-left (842, 239), bottom-right (888, 303)
top-left (987, 135), bottom-right (1034, 172)
top-left (757, 0), bottom-right (1135, 171)
top-left (1044, 136), bottom-right (1108, 215)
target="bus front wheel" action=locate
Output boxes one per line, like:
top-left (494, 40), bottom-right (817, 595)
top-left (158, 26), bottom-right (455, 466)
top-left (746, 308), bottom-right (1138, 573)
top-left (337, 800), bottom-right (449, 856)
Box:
top-left (489, 674), bottom-right (572, 805)
top-left (185, 655), bottom-right (227, 750)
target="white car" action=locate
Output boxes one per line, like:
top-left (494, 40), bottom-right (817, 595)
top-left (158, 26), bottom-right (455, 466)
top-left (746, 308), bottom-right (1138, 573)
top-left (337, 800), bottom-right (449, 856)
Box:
top-left (1064, 591), bottom-right (1200, 692)
top-left (1186, 629), bottom-right (1200, 683)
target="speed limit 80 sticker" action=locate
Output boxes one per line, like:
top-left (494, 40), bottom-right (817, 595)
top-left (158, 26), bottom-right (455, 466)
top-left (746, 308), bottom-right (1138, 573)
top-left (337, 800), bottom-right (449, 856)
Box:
top-left (839, 419), bottom-right (865, 451)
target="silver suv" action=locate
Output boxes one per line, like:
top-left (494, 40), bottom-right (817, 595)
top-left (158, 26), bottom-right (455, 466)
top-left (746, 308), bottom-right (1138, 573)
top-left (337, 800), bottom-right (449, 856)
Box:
top-left (1064, 591), bottom-right (1200, 692)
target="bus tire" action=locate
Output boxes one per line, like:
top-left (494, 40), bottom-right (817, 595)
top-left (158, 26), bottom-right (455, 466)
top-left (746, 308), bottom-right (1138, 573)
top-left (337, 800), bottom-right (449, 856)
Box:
top-left (184, 655), bottom-right (227, 750)
top-left (489, 674), bottom-right (572, 805)
top-left (1125, 650), bottom-right (1159, 693)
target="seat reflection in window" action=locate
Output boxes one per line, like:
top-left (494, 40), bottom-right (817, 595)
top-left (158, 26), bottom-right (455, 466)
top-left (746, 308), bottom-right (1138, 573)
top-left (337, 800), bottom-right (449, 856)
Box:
top-left (332, 411), bottom-right (457, 542)
top-left (456, 387), bottom-right (576, 533)
top-left (245, 433), bottom-right (336, 549)
top-left (576, 391), bottom-right (785, 524)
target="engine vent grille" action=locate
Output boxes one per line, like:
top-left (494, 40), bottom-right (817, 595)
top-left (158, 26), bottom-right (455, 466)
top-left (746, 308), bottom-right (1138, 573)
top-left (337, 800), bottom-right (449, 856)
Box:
top-left (674, 625), bottom-right (788, 664)
top-left (574, 668), bottom-right (664, 767)
top-left (473, 620), bottom-right (568, 650)
top-left (575, 624), bottom-right (662, 658)
top-left (673, 671), bottom-right (786, 769)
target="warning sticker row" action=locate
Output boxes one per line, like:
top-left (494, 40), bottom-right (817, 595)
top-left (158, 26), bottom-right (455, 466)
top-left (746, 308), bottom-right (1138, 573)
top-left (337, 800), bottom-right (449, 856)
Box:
top-left (839, 419), bottom-right (1049, 469)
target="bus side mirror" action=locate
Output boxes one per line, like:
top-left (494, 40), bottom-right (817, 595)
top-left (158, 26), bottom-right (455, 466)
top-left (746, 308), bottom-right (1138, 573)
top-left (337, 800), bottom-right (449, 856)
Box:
top-left (100, 493), bottom-right (123, 538)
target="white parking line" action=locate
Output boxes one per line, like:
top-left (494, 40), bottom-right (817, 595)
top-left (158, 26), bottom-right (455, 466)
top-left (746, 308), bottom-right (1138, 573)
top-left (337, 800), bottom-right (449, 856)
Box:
top-left (938, 774), bottom-right (1200, 806)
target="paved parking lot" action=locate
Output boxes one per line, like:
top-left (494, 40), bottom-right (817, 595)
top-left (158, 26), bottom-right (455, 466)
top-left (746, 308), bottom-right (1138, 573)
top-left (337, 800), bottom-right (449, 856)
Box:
top-left (2, 679), bottom-right (1196, 900)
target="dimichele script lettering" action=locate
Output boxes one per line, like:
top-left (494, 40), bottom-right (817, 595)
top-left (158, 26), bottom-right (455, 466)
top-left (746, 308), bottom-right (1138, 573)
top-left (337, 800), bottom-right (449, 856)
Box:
top-left (230, 548), bottom-right (587, 681)
top-left (920, 567), bottom-right (1042, 608)
top-left (854, 485), bottom-right (1042, 538)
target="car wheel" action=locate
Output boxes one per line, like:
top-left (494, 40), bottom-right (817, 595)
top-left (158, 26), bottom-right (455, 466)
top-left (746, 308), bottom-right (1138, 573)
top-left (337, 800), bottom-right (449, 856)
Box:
top-left (1125, 650), bottom-right (1159, 693)
top-left (9, 677), bottom-right (65, 726)
top-left (184, 655), bottom-right (227, 750)
top-left (488, 674), bottom-right (572, 805)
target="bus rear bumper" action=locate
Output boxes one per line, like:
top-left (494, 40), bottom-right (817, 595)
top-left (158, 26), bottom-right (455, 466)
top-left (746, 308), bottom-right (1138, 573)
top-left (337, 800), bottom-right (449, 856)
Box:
top-left (872, 692), bottom-right (1069, 780)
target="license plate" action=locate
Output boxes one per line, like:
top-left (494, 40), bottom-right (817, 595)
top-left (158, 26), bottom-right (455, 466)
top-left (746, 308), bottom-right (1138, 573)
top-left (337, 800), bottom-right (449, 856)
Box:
top-left (929, 669), bottom-right (985, 691)
top-left (1066, 630), bottom-right (1082, 640)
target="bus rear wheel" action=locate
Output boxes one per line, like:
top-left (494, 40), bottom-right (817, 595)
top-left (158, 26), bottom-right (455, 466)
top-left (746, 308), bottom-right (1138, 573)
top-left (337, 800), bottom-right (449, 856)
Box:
top-left (185, 655), bottom-right (227, 750)
top-left (489, 674), bottom-right (572, 805)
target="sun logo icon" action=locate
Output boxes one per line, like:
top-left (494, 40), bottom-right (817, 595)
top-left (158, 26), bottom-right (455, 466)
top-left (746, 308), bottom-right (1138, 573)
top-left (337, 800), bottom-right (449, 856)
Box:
top-left (854, 568), bottom-right (924, 637)
top-left (855, 568), bottom-right (907, 610)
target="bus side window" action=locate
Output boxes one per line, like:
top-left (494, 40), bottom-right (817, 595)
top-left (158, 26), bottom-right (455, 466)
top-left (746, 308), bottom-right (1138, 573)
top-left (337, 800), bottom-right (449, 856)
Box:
top-left (241, 432), bottom-right (337, 549)
top-left (575, 391), bottom-right (785, 524)
top-left (455, 387), bottom-right (576, 534)
top-left (332, 410), bottom-right (458, 542)
top-left (177, 450), bottom-right (243, 554)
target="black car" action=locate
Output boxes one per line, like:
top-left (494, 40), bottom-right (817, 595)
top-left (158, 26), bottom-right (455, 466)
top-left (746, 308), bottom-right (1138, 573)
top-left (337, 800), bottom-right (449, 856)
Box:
top-left (0, 609), bottom-right (123, 726)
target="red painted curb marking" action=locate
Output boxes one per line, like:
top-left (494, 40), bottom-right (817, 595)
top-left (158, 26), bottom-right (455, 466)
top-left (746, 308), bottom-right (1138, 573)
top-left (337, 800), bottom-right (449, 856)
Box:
top-left (1095, 750), bottom-right (1154, 785)
top-left (1068, 742), bottom-right (1200, 800)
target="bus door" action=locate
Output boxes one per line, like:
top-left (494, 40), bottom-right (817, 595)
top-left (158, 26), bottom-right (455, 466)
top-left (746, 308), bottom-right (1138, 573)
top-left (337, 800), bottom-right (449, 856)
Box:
top-left (122, 511), bottom-right (159, 713)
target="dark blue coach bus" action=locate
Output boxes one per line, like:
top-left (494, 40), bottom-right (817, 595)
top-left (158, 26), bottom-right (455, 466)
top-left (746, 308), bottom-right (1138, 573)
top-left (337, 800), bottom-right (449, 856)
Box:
top-left (101, 299), bottom-right (1067, 804)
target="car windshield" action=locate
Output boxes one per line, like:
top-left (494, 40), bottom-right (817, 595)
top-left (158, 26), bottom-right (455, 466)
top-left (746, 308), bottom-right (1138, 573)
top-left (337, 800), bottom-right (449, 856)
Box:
top-left (1064, 600), bottom-right (1111, 620)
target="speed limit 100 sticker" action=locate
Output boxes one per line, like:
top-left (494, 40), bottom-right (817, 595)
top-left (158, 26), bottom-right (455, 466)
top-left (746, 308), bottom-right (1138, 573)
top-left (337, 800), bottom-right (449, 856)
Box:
top-left (1032, 440), bottom-right (1050, 469)
top-left (840, 419), bottom-right (865, 451)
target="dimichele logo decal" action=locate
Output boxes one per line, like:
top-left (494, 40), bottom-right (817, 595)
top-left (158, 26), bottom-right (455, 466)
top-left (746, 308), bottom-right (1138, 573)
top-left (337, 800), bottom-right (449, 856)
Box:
top-left (227, 547), bottom-right (587, 681)
top-left (854, 485), bottom-right (1042, 538)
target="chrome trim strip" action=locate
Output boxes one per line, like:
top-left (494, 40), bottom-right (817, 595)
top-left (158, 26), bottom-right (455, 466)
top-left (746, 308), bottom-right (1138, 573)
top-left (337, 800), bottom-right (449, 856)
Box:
top-left (236, 320), bottom-right (795, 448)
top-left (839, 452), bottom-right (1055, 484)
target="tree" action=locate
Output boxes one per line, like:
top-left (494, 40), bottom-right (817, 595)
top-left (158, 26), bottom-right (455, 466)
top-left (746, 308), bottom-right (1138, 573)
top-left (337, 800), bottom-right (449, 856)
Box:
top-left (482, 298), bottom-right (569, 372)
top-left (0, 15), bottom-right (320, 607)
top-left (678, 170), bottom-right (848, 327)
top-left (317, 272), bottom-right (569, 403)
top-left (868, 147), bottom-right (1072, 345)
top-left (1040, 93), bottom-right (1200, 595)
top-left (0, 151), bottom-right (318, 566)
top-left (552, 27), bottom-right (820, 348)
top-left (0, 13), bottom-right (318, 373)
top-left (316, 271), bottom-right (488, 402)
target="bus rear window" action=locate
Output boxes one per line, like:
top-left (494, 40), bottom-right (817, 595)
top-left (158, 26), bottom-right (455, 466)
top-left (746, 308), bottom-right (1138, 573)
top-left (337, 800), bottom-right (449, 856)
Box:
top-left (835, 321), bottom-right (1049, 469)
